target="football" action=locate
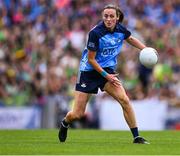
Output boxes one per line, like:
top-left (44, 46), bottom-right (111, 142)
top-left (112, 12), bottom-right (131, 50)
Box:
top-left (139, 47), bottom-right (158, 68)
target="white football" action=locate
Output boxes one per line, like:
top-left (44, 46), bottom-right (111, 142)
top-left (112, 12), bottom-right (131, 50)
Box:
top-left (139, 47), bottom-right (158, 68)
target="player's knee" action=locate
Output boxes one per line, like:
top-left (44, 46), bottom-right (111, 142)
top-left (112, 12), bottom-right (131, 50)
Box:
top-left (118, 95), bottom-right (130, 107)
top-left (119, 94), bottom-right (129, 103)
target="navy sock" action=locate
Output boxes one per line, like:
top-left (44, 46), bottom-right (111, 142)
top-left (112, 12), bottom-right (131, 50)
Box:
top-left (62, 118), bottom-right (69, 127)
top-left (130, 127), bottom-right (139, 138)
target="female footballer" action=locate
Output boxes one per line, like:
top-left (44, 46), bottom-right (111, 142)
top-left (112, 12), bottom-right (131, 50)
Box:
top-left (59, 4), bottom-right (149, 144)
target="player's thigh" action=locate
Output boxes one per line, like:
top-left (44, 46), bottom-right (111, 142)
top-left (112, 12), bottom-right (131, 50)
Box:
top-left (73, 91), bottom-right (91, 114)
top-left (103, 82), bottom-right (129, 105)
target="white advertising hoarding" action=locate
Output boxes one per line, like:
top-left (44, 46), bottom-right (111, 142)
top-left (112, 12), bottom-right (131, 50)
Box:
top-left (99, 97), bottom-right (168, 130)
top-left (0, 107), bottom-right (41, 129)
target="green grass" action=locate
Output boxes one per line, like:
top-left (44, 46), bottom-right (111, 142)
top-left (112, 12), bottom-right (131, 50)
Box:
top-left (0, 129), bottom-right (180, 155)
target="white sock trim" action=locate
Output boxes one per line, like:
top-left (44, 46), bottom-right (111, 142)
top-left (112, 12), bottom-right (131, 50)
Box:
top-left (61, 122), bottom-right (69, 128)
top-left (134, 136), bottom-right (140, 139)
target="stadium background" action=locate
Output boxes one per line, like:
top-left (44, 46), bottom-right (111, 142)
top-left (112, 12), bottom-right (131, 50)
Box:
top-left (0, 0), bottom-right (179, 130)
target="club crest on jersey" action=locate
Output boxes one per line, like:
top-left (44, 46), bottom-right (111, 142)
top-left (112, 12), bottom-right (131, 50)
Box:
top-left (110, 40), bottom-right (116, 45)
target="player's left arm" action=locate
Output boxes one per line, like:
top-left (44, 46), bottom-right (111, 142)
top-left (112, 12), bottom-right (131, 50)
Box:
top-left (126, 36), bottom-right (146, 50)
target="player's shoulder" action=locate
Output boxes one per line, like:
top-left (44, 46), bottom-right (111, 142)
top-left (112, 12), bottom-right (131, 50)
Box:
top-left (115, 23), bottom-right (131, 39)
top-left (115, 23), bottom-right (128, 32)
top-left (89, 21), bottom-right (105, 36)
top-left (90, 21), bottom-right (104, 31)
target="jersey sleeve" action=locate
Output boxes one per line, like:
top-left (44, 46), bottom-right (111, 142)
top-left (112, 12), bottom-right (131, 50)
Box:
top-left (87, 30), bottom-right (99, 51)
top-left (124, 28), bottom-right (131, 39)
top-left (119, 24), bottom-right (131, 40)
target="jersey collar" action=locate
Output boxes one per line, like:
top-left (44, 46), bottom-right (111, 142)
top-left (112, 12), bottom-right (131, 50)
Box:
top-left (102, 21), bottom-right (118, 33)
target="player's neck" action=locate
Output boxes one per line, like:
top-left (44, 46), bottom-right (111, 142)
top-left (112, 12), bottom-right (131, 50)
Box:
top-left (106, 26), bottom-right (115, 32)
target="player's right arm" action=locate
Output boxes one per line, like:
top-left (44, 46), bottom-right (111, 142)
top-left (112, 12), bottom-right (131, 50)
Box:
top-left (88, 50), bottom-right (120, 87)
top-left (87, 30), bottom-right (120, 87)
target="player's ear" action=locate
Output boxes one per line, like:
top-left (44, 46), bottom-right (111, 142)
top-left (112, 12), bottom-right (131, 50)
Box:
top-left (116, 6), bottom-right (124, 23)
top-left (117, 16), bottom-right (119, 21)
top-left (116, 9), bottom-right (120, 21)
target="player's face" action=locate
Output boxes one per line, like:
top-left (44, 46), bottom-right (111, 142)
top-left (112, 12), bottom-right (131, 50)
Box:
top-left (102, 8), bottom-right (118, 31)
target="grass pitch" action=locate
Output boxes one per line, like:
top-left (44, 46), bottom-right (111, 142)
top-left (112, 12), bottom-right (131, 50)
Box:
top-left (0, 129), bottom-right (180, 155)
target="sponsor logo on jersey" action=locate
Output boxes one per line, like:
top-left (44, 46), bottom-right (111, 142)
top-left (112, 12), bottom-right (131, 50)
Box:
top-left (102, 46), bottom-right (118, 56)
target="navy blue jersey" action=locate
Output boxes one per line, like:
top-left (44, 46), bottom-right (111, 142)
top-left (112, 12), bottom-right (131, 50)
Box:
top-left (79, 21), bottom-right (131, 71)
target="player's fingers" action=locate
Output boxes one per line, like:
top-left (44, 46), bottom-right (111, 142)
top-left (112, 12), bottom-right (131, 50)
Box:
top-left (112, 78), bottom-right (121, 86)
top-left (113, 76), bottom-right (121, 83)
top-left (115, 80), bottom-right (121, 85)
top-left (112, 81), bottom-right (120, 87)
top-left (113, 73), bottom-right (119, 77)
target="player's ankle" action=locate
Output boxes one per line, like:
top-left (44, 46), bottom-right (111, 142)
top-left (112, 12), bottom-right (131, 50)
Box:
top-left (62, 118), bottom-right (69, 128)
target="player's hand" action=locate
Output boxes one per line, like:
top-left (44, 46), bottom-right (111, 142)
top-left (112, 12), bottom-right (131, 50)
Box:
top-left (106, 73), bottom-right (121, 87)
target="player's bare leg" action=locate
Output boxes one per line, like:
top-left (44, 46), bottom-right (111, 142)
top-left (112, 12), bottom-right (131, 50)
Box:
top-left (103, 81), bottom-right (149, 144)
top-left (65, 91), bottom-right (91, 123)
top-left (104, 82), bottom-right (137, 128)
top-left (58, 91), bottom-right (91, 142)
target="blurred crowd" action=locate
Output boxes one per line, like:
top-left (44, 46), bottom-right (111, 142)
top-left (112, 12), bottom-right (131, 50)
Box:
top-left (0, 0), bottom-right (180, 127)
